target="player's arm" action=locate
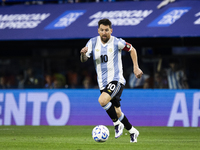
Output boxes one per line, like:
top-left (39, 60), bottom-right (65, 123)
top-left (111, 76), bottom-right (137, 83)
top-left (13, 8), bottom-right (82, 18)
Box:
top-left (80, 47), bottom-right (88, 62)
top-left (120, 40), bottom-right (143, 78)
top-left (129, 47), bottom-right (143, 78)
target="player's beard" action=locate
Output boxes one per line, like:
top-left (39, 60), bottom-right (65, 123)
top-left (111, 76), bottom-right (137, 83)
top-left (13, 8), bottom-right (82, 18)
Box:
top-left (101, 35), bottom-right (109, 43)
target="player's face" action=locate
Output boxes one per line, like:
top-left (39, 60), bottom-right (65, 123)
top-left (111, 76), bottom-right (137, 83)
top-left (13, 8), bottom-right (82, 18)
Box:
top-left (98, 24), bottom-right (112, 44)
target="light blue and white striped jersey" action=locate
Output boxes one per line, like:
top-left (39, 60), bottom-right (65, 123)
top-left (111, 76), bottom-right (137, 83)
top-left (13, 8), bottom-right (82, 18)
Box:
top-left (166, 68), bottom-right (187, 89)
top-left (86, 35), bottom-right (132, 90)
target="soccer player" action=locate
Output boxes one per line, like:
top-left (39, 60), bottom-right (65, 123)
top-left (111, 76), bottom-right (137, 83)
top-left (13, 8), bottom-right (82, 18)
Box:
top-left (80, 18), bottom-right (143, 143)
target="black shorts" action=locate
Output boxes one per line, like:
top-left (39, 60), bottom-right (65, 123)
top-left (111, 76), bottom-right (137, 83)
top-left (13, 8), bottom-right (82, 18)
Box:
top-left (100, 81), bottom-right (124, 108)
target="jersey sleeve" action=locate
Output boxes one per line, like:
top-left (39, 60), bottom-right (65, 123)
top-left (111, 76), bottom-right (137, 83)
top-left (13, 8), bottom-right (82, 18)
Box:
top-left (118, 38), bottom-right (133, 52)
top-left (85, 39), bottom-right (93, 58)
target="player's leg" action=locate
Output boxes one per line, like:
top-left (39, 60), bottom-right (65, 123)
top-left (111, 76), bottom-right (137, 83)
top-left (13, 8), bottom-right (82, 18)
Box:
top-left (99, 92), bottom-right (119, 123)
top-left (98, 81), bottom-right (124, 138)
top-left (115, 107), bottom-right (139, 143)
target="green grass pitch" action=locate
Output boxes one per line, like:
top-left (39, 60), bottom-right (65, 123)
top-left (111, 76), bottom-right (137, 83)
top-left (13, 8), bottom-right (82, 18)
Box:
top-left (0, 126), bottom-right (199, 150)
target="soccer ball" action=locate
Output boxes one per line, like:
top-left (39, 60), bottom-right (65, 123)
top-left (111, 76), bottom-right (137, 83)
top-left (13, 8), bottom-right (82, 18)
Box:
top-left (92, 125), bottom-right (109, 142)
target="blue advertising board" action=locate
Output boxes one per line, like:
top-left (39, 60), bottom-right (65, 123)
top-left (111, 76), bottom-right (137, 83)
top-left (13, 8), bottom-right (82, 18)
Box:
top-left (0, 89), bottom-right (199, 127)
top-left (0, 1), bottom-right (200, 40)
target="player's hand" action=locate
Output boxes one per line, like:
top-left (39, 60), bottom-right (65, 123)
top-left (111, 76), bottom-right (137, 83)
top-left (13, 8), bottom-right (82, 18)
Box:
top-left (80, 47), bottom-right (89, 62)
top-left (80, 47), bottom-right (88, 54)
top-left (134, 67), bottom-right (143, 79)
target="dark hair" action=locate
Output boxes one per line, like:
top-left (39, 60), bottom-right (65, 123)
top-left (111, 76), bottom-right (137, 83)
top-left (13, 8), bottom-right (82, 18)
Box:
top-left (98, 18), bottom-right (112, 28)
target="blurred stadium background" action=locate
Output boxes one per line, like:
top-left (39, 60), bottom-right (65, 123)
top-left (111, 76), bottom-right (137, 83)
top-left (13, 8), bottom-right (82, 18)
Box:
top-left (0, 0), bottom-right (200, 127)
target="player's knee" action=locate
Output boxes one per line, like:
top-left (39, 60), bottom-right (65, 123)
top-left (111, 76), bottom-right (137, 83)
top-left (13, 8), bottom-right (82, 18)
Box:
top-left (98, 92), bottom-right (111, 106)
top-left (98, 97), bottom-right (107, 106)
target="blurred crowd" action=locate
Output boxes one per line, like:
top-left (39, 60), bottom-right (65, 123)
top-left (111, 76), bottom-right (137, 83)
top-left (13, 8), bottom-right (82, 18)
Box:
top-left (0, 0), bottom-right (199, 89)
top-left (0, 47), bottom-right (196, 90)
top-left (1, 0), bottom-right (177, 6)
top-left (128, 58), bottom-right (189, 89)
top-left (0, 61), bottom-right (97, 89)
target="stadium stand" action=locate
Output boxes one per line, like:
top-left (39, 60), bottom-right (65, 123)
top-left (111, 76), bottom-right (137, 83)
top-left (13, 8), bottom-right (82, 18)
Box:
top-left (0, 0), bottom-right (199, 89)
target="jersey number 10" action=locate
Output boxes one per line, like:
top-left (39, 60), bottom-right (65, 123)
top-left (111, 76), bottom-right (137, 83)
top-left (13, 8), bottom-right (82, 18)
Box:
top-left (100, 55), bottom-right (108, 63)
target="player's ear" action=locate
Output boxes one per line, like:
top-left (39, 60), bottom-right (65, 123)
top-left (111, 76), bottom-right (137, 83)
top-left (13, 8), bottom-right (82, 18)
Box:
top-left (110, 28), bottom-right (113, 34)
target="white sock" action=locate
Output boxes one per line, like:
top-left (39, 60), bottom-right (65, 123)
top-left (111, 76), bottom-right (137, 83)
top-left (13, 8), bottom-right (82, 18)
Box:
top-left (128, 126), bottom-right (136, 134)
top-left (113, 120), bottom-right (121, 126)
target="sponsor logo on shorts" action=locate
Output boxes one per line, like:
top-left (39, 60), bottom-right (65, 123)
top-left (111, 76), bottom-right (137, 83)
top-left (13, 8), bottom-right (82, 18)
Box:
top-left (107, 89), bottom-right (111, 93)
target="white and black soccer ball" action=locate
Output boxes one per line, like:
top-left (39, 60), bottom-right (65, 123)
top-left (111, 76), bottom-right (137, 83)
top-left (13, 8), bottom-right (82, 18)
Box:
top-left (92, 125), bottom-right (110, 142)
